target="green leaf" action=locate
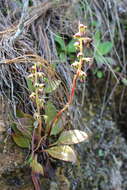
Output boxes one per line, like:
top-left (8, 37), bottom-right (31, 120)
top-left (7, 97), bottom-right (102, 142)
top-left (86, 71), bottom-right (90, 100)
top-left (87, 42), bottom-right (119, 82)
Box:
top-left (97, 41), bottom-right (113, 55)
top-left (45, 79), bottom-right (61, 93)
top-left (27, 156), bottom-right (33, 164)
top-left (66, 39), bottom-right (76, 53)
top-left (16, 110), bottom-right (33, 119)
top-left (30, 155), bottom-right (44, 175)
top-left (50, 63), bottom-right (57, 69)
top-left (11, 113), bottom-right (34, 138)
top-left (45, 145), bottom-right (77, 162)
top-left (45, 101), bottom-right (57, 126)
top-left (94, 31), bottom-right (101, 45)
top-left (18, 117), bottom-right (34, 126)
top-left (95, 55), bottom-right (115, 67)
top-left (50, 119), bottom-right (63, 136)
top-left (59, 52), bottom-right (67, 61)
top-left (16, 117), bottom-right (34, 137)
top-left (55, 34), bottom-right (66, 51)
top-left (12, 133), bottom-right (30, 148)
top-left (95, 55), bottom-right (105, 66)
top-left (98, 149), bottom-right (104, 157)
top-left (26, 78), bottom-right (35, 92)
top-left (56, 130), bottom-right (88, 145)
top-left (91, 20), bottom-right (98, 27)
top-left (103, 57), bottom-right (116, 65)
top-left (114, 66), bottom-right (121, 72)
top-left (96, 71), bottom-right (104, 78)
top-left (121, 78), bottom-right (127, 86)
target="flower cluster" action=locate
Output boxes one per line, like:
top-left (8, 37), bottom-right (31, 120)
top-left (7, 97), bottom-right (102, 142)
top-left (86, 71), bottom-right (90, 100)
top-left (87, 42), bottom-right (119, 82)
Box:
top-left (72, 23), bottom-right (93, 80)
top-left (27, 62), bottom-right (45, 109)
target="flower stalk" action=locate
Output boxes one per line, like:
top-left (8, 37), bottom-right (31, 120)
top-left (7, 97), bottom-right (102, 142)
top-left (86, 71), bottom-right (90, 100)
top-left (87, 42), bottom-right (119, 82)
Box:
top-left (49, 23), bottom-right (93, 134)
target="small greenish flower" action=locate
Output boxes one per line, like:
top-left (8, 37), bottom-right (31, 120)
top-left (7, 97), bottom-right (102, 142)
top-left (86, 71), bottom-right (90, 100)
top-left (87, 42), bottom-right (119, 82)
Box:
top-left (74, 42), bottom-right (80, 49)
top-left (33, 112), bottom-right (40, 120)
top-left (34, 83), bottom-right (40, 88)
top-left (38, 84), bottom-right (45, 88)
top-left (79, 24), bottom-right (87, 33)
top-left (37, 72), bottom-right (44, 78)
top-left (79, 71), bottom-right (87, 78)
top-left (73, 32), bottom-right (81, 39)
top-left (31, 65), bottom-right (36, 72)
top-left (29, 92), bottom-right (36, 100)
top-left (82, 57), bottom-right (93, 63)
top-left (77, 52), bottom-right (84, 58)
top-left (71, 61), bottom-right (80, 68)
top-left (27, 73), bottom-right (35, 79)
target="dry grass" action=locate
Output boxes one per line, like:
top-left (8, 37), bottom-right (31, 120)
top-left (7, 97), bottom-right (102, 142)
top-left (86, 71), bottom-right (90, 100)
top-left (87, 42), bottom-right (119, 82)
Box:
top-left (0, 0), bottom-right (78, 114)
top-left (77, 0), bottom-right (127, 116)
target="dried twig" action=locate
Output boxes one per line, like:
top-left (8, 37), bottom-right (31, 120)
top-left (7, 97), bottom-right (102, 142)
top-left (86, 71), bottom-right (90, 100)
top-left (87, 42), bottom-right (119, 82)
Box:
top-left (10, 0), bottom-right (29, 43)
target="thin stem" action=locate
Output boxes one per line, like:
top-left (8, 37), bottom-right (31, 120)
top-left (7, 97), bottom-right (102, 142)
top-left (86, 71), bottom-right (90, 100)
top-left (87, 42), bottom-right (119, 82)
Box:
top-left (31, 171), bottom-right (41, 190)
top-left (35, 63), bottom-right (42, 138)
top-left (48, 24), bottom-right (87, 136)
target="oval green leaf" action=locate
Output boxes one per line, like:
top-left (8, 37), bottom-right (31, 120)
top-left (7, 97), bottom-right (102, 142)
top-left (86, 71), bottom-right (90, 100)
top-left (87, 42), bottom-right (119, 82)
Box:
top-left (96, 71), bottom-right (104, 79)
top-left (12, 133), bottom-right (30, 148)
top-left (67, 39), bottom-right (76, 53)
top-left (54, 34), bottom-right (66, 51)
top-left (30, 155), bottom-right (44, 175)
top-left (97, 41), bottom-right (113, 55)
top-left (59, 52), bottom-right (67, 61)
top-left (94, 31), bottom-right (101, 45)
top-left (122, 78), bottom-right (127, 86)
top-left (50, 121), bottom-right (63, 136)
top-left (45, 101), bottom-right (57, 126)
top-left (45, 145), bottom-right (77, 163)
top-left (57, 130), bottom-right (88, 145)
top-left (26, 78), bottom-right (35, 92)
top-left (45, 80), bottom-right (61, 93)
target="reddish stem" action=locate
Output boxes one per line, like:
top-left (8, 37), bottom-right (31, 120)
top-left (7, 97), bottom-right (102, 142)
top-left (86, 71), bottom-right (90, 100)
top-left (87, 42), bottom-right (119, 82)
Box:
top-left (48, 69), bottom-right (81, 135)
top-left (31, 171), bottom-right (41, 190)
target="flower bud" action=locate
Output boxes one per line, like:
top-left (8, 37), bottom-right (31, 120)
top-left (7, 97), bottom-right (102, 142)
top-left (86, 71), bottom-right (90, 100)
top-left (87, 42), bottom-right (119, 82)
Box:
top-left (36, 62), bottom-right (42, 67)
top-left (77, 52), bottom-right (84, 58)
top-left (39, 99), bottom-right (44, 107)
top-left (37, 72), bottom-right (44, 78)
top-left (34, 83), bottom-right (40, 88)
top-left (79, 71), bottom-right (87, 78)
top-left (27, 74), bottom-right (35, 79)
top-left (29, 92), bottom-right (36, 100)
top-left (71, 61), bottom-right (80, 68)
top-left (38, 89), bottom-right (43, 93)
top-left (34, 112), bottom-right (40, 120)
top-left (74, 41), bottom-right (80, 49)
top-left (83, 37), bottom-right (92, 47)
top-left (31, 65), bottom-right (36, 72)
top-left (39, 84), bottom-right (45, 88)
top-left (79, 24), bottom-right (87, 33)
top-left (73, 32), bottom-right (81, 39)
top-left (82, 57), bottom-right (93, 63)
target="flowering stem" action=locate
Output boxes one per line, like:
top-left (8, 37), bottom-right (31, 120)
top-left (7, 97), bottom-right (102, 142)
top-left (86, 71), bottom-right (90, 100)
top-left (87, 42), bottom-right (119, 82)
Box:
top-left (48, 24), bottom-right (89, 136)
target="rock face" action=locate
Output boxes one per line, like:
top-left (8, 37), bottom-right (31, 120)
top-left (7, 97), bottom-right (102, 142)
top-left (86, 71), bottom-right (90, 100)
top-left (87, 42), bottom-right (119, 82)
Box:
top-left (0, 97), bottom-right (33, 190)
top-left (62, 93), bottom-right (127, 190)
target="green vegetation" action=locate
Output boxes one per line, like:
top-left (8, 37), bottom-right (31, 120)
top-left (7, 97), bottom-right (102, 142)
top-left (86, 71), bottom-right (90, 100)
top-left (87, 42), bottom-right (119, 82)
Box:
top-left (55, 34), bottom-right (76, 61)
top-left (93, 31), bottom-right (114, 78)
